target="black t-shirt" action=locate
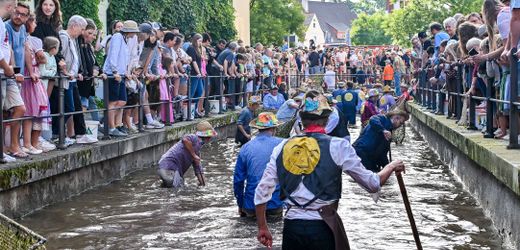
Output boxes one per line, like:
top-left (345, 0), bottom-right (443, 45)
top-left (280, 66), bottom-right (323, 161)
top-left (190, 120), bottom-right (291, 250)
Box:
top-left (422, 39), bottom-right (433, 51)
top-left (187, 45), bottom-right (202, 76)
top-left (308, 51), bottom-right (320, 67)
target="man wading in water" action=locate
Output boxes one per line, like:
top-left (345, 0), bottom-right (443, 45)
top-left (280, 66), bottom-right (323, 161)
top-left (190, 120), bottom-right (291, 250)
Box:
top-left (254, 90), bottom-right (406, 249)
top-left (157, 121), bottom-right (217, 187)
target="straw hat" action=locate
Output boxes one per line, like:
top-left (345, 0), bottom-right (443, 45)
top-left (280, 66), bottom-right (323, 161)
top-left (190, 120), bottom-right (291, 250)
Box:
top-left (367, 89), bottom-right (380, 98)
top-left (293, 93), bottom-right (305, 101)
top-left (248, 95), bottom-right (261, 105)
top-left (324, 93), bottom-right (338, 105)
top-left (382, 85), bottom-right (394, 93)
top-left (337, 81), bottom-right (346, 88)
top-left (250, 112), bottom-right (280, 129)
top-left (195, 121), bottom-right (218, 137)
top-left (387, 109), bottom-right (410, 121)
top-left (122, 20), bottom-right (140, 33)
top-left (300, 90), bottom-right (332, 119)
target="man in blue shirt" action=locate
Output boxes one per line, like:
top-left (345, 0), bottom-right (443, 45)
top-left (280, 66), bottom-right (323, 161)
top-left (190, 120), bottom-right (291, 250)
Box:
top-left (429, 22), bottom-right (450, 61)
top-left (234, 112), bottom-right (283, 218)
top-left (276, 93), bottom-right (303, 121)
top-left (353, 110), bottom-right (408, 172)
top-left (5, 3), bottom-right (29, 73)
top-left (236, 96), bottom-right (261, 146)
top-left (263, 86), bottom-right (285, 110)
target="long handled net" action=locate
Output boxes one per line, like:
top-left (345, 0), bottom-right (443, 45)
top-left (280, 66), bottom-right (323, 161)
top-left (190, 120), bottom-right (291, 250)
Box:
top-left (0, 213), bottom-right (46, 249)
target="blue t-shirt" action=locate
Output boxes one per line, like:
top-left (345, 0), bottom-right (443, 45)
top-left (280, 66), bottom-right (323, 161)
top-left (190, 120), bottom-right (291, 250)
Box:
top-left (237, 107), bottom-right (253, 132)
top-left (5, 21), bottom-right (27, 73)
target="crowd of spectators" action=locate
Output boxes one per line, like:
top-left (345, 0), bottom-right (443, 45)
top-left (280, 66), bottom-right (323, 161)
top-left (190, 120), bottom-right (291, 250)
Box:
top-left (1, 0), bottom-right (518, 163)
top-left (414, 0), bottom-right (520, 141)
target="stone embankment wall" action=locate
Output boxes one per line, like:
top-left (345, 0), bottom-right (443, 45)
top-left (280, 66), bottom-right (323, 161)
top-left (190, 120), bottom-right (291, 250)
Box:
top-left (409, 103), bottom-right (519, 249)
top-left (0, 113), bottom-right (238, 218)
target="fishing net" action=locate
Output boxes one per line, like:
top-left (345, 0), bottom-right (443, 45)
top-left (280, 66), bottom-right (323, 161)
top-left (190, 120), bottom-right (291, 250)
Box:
top-left (0, 213), bottom-right (46, 249)
top-left (276, 118), bottom-right (296, 138)
top-left (390, 98), bottom-right (409, 144)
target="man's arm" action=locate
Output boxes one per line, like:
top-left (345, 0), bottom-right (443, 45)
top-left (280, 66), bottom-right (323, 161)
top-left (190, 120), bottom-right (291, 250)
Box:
top-left (233, 153), bottom-right (247, 211)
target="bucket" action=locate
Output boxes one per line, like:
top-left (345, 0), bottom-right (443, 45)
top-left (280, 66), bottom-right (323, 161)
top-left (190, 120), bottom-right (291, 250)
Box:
top-left (182, 103), bottom-right (196, 120)
top-left (85, 120), bottom-right (99, 139)
top-left (209, 100), bottom-right (220, 114)
top-left (221, 98), bottom-right (227, 112)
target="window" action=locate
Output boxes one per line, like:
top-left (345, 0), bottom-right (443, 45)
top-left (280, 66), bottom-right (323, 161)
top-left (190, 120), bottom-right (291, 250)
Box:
top-left (313, 22), bottom-right (316, 28)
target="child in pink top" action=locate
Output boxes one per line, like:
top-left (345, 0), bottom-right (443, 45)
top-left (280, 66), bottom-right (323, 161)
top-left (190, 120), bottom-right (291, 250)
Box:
top-left (160, 56), bottom-right (175, 123)
top-left (21, 15), bottom-right (48, 154)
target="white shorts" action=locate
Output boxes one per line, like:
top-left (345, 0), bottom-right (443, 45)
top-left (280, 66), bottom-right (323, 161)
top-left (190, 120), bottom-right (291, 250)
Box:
top-left (4, 80), bottom-right (24, 111)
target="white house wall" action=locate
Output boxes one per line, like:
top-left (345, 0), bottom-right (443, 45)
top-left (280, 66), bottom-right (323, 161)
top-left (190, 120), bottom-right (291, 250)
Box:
top-left (304, 15), bottom-right (325, 47)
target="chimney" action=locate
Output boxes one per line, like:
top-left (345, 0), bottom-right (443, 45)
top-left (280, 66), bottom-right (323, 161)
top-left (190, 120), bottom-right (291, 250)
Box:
top-left (302, 0), bottom-right (309, 13)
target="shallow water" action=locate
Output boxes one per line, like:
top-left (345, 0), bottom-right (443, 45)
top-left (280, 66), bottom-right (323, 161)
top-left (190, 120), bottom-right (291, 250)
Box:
top-left (19, 126), bottom-right (506, 249)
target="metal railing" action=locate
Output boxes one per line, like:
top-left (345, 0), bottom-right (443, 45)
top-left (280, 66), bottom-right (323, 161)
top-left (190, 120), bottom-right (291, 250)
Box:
top-left (0, 72), bottom-right (274, 163)
top-left (415, 50), bottom-right (520, 149)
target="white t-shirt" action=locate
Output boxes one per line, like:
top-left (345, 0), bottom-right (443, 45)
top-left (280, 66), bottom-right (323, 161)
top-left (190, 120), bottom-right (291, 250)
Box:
top-left (336, 51), bottom-right (347, 63)
top-left (0, 22), bottom-right (11, 74)
top-left (324, 70), bottom-right (336, 89)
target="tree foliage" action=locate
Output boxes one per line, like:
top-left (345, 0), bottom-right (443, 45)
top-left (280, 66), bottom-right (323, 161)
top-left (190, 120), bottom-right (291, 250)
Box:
top-left (346, 0), bottom-right (387, 15)
top-left (350, 12), bottom-right (392, 45)
top-left (250, 0), bottom-right (305, 46)
top-left (60, 0), bottom-right (102, 29)
top-left (107, 0), bottom-right (237, 42)
top-left (383, 0), bottom-right (481, 46)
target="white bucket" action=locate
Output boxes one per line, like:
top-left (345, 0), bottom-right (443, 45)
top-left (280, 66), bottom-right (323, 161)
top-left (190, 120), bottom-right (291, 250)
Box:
top-left (209, 100), bottom-right (220, 114)
top-left (85, 120), bottom-right (100, 139)
top-left (182, 103), bottom-right (196, 120)
top-left (221, 98), bottom-right (227, 112)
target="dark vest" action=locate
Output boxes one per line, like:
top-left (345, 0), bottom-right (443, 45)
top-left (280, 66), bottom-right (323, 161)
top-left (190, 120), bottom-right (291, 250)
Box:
top-left (329, 108), bottom-right (350, 138)
top-left (276, 133), bottom-right (342, 207)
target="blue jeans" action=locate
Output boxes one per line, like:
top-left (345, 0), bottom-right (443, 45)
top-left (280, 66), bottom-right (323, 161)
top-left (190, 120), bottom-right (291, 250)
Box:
top-left (189, 76), bottom-right (204, 109)
top-left (394, 72), bottom-right (402, 96)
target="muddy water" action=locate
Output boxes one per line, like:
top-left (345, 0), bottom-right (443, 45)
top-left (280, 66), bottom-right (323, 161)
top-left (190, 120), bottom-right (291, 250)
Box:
top-left (20, 126), bottom-right (506, 249)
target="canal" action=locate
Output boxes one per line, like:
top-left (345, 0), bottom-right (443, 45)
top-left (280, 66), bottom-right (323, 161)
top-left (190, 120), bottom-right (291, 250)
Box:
top-left (19, 126), bottom-right (508, 249)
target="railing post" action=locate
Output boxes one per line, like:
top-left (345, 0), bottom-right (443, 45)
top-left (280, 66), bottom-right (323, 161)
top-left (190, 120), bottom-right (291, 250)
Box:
top-left (508, 48), bottom-right (519, 149)
top-left (187, 76), bottom-right (192, 121)
top-left (0, 77), bottom-right (5, 163)
top-left (219, 73), bottom-right (224, 114)
top-left (468, 94), bottom-right (478, 130)
top-left (102, 77), bottom-right (111, 139)
top-left (204, 76), bottom-right (210, 117)
top-left (138, 76), bottom-right (144, 132)
top-left (58, 77), bottom-right (66, 149)
top-left (242, 78), bottom-right (247, 108)
top-left (421, 70), bottom-right (427, 107)
top-left (455, 67), bottom-right (463, 121)
top-left (437, 88), bottom-right (445, 115)
top-left (164, 77), bottom-right (172, 126)
top-left (484, 77), bottom-right (494, 138)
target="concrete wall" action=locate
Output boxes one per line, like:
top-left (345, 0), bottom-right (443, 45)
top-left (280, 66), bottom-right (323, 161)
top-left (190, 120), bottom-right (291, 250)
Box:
top-left (0, 113), bottom-right (238, 219)
top-left (233, 0), bottom-right (251, 46)
top-left (409, 103), bottom-right (519, 249)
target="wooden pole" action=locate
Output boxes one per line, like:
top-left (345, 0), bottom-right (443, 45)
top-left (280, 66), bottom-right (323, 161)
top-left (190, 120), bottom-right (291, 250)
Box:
top-left (389, 147), bottom-right (423, 250)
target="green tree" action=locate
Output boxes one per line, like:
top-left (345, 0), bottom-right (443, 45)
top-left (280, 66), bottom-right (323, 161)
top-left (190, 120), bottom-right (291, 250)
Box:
top-left (350, 12), bottom-right (392, 45)
top-left (383, 0), bottom-right (481, 46)
top-left (60, 0), bottom-right (102, 29)
top-left (108, 0), bottom-right (237, 42)
top-left (250, 0), bottom-right (305, 46)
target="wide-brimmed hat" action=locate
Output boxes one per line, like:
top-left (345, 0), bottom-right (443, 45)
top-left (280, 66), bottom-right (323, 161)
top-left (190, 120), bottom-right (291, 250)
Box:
top-left (250, 112), bottom-right (280, 129)
top-left (195, 121), bottom-right (218, 137)
top-left (300, 90), bottom-right (332, 118)
top-left (324, 93), bottom-right (338, 105)
top-left (367, 89), bottom-right (380, 98)
top-left (400, 84), bottom-right (409, 89)
top-left (248, 95), bottom-right (261, 105)
top-left (139, 23), bottom-right (153, 35)
top-left (270, 85), bottom-right (279, 90)
top-left (382, 85), bottom-right (394, 93)
top-left (293, 93), bottom-right (305, 101)
top-left (337, 81), bottom-right (346, 88)
top-left (121, 20), bottom-right (140, 33)
top-left (387, 109), bottom-right (410, 121)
